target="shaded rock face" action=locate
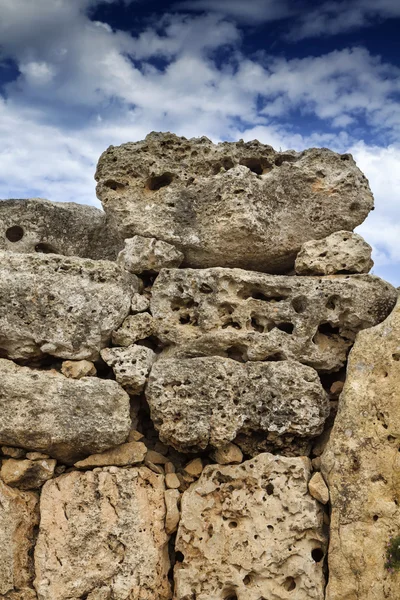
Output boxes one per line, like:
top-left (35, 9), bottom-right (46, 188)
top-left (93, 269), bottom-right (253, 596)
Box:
top-left (0, 251), bottom-right (137, 361)
top-left (146, 357), bottom-right (329, 454)
top-left (150, 268), bottom-right (397, 372)
top-left (175, 453), bottom-right (327, 600)
top-left (0, 197), bottom-right (123, 260)
top-left (0, 359), bottom-right (131, 463)
top-left (34, 468), bottom-right (170, 600)
top-left (96, 132), bottom-right (373, 272)
top-left (0, 480), bottom-right (39, 599)
top-left (321, 297), bottom-right (400, 600)
top-left (295, 230), bottom-right (374, 275)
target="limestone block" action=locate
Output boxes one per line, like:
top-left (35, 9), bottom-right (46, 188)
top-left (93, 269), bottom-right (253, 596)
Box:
top-left (0, 251), bottom-right (139, 361)
top-left (211, 442), bottom-right (243, 464)
top-left (150, 268), bottom-right (397, 372)
top-left (112, 313), bottom-right (156, 346)
top-left (164, 489), bottom-right (180, 535)
top-left (146, 357), bottom-right (329, 454)
top-left (308, 472), bottom-right (329, 504)
top-left (61, 359), bottom-right (97, 379)
top-left (321, 296), bottom-right (400, 599)
top-left (101, 345), bottom-right (156, 395)
top-left (74, 441), bottom-right (147, 469)
top-left (1, 458), bottom-right (56, 490)
top-left (0, 480), bottom-right (39, 598)
top-left (295, 230), bottom-right (373, 275)
top-left (0, 197), bottom-right (123, 259)
top-left (0, 359), bottom-right (131, 464)
top-left (34, 468), bottom-right (171, 600)
top-left (131, 293), bottom-right (150, 313)
top-left (117, 235), bottom-right (184, 274)
top-left (96, 132), bottom-right (373, 272)
top-left (174, 453), bottom-right (327, 599)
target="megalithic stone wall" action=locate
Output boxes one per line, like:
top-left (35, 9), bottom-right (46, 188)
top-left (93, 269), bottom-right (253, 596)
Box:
top-left (0, 132), bottom-right (398, 599)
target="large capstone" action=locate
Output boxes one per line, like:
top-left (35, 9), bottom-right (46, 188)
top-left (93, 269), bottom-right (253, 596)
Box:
top-left (0, 198), bottom-right (123, 259)
top-left (146, 357), bottom-right (329, 454)
top-left (174, 453), bottom-right (327, 600)
top-left (96, 132), bottom-right (373, 272)
top-left (0, 251), bottom-right (138, 361)
top-left (34, 468), bottom-right (171, 600)
top-left (0, 359), bottom-right (131, 463)
top-left (150, 268), bottom-right (397, 372)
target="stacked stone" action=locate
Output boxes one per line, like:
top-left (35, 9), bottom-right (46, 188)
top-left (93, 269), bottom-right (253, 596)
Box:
top-left (0, 132), bottom-right (397, 600)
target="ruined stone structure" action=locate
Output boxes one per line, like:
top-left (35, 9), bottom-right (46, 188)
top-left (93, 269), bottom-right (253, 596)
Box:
top-left (0, 132), bottom-right (398, 599)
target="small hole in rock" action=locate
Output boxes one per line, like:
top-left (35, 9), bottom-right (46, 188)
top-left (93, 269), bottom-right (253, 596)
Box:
top-left (277, 322), bottom-right (294, 334)
top-left (393, 353), bottom-right (400, 361)
top-left (146, 172), bottom-right (174, 191)
top-left (175, 551), bottom-right (184, 562)
top-left (6, 225), bottom-right (24, 242)
top-left (373, 515), bottom-right (379, 521)
top-left (311, 548), bottom-right (324, 562)
top-left (229, 521), bottom-right (238, 528)
top-left (350, 201), bottom-right (360, 211)
top-left (240, 158), bottom-right (264, 175)
top-left (292, 296), bottom-right (307, 313)
top-left (283, 577), bottom-right (297, 592)
top-left (266, 483), bottom-right (274, 495)
top-left (35, 242), bottom-right (58, 254)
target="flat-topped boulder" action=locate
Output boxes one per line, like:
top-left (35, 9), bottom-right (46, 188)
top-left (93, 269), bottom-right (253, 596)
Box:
top-left (0, 359), bottom-right (131, 463)
top-left (175, 453), bottom-right (327, 599)
top-left (146, 357), bottom-right (329, 454)
top-left (150, 268), bottom-right (397, 372)
top-left (0, 198), bottom-right (123, 259)
top-left (96, 132), bottom-right (374, 272)
top-left (0, 251), bottom-right (138, 361)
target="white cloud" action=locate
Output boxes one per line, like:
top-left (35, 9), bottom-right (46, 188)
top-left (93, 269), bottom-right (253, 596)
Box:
top-left (0, 0), bottom-right (398, 284)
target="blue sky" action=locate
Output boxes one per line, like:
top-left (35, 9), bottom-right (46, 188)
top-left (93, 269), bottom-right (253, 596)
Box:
top-left (0, 0), bottom-right (399, 285)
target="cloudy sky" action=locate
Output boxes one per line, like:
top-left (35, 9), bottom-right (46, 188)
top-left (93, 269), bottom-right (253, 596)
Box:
top-left (0, 0), bottom-right (399, 284)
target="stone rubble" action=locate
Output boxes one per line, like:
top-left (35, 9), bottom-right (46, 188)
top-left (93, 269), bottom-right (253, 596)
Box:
top-left (0, 132), bottom-right (397, 600)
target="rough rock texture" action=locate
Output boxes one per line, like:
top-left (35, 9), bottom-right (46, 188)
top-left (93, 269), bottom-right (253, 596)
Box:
top-left (34, 468), bottom-right (171, 600)
top-left (0, 197), bottom-right (123, 259)
top-left (112, 313), bottom-right (156, 346)
top-left (0, 480), bottom-right (39, 598)
top-left (117, 235), bottom-right (184, 274)
top-left (0, 251), bottom-right (138, 361)
top-left (150, 268), bottom-right (397, 372)
top-left (175, 453), bottom-right (327, 599)
top-left (308, 472), bottom-right (329, 505)
top-left (101, 345), bottom-right (156, 395)
top-left (321, 296), bottom-right (400, 599)
top-left (96, 132), bottom-right (373, 272)
top-left (146, 357), bottom-right (329, 453)
top-left (1, 458), bottom-right (57, 490)
top-left (295, 231), bottom-right (373, 275)
top-left (74, 441), bottom-right (147, 469)
top-left (0, 359), bottom-right (131, 463)
top-left (61, 359), bottom-right (97, 379)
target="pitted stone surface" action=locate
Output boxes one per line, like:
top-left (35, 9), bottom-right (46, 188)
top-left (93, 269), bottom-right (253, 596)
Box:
top-left (96, 132), bottom-right (373, 272)
top-left (0, 480), bottom-right (39, 599)
top-left (34, 468), bottom-right (171, 600)
top-left (0, 197), bottom-right (123, 260)
top-left (117, 235), bottom-right (184, 274)
top-left (174, 453), bottom-right (327, 600)
top-left (295, 230), bottom-right (373, 275)
top-left (0, 359), bottom-right (131, 464)
top-left (321, 296), bottom-right (400, 600)
top-left (150, 268), bottom-right (397, 372)
top-left (101, 345), bottom-right (156, 395)
top-left (0, 251), bottom-right (138, 361)
top-left (146, 357), bottom-right (329, 454)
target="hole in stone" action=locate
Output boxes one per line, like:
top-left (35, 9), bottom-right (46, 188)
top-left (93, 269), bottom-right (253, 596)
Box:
top-left (6, 225), bottom-right (24, 242)
top-left (104, 179), bottom-right (125, 191)
top-left (292, 296), bottom-right (307, 313)
top-left (283, 577), bottom-right (297, 592)
top-left (35, 242), bottom-right (58, 254)
top-left (224, 593), bottom-right (238, 600)
top-left (262, 352), bottom-right (286, 362)
top-left (317, 322), bottom-right (340, 336)
top-left (350, 201), bottom-right (360, 211)
top-left (226, 345), bottom-right (247, 362)
top-left (276, 322), bottom-right (294, 334)
top-left (212, 158), bottom-right (235, 174)
top-left (239, 158), bottom-right (264, 175)
top-left (266, 483), bottom-right (274, 495)
top-left (249, 290), bottom-right (287, 302)
top-left (229, 521), bottom-right (238, 528)
top-left (326, 295), bottom-right (340, 310)
top-left (393, 353), bottom-right (400, 361)
top-left (373, 514), bottom-right (379, 521)
top-left (340, 153), bottom-right (351, 161)
top-left (199, 283), bottom-right (213, 294)
top-left (311, 548), bottom-right (324, 562)
top-left (267, 525), bottom-right (274, 532)
top-left (175, 551), bottom-right (184, 562)
top-left (274, 154), bottom-right (297, 166)
top-left (251, 316), bottom-right (264, 333)
top-left (146, 172), bottom-right (174, 191)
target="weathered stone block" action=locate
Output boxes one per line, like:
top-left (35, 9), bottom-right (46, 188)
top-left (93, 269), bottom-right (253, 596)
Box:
top-left (146, 357), bottom-right (329, 453)
top-left (34, 468), bottom-right (171, 600)
top-left (101, 345), bottom-right (156, 395)
top-left (96, 132), bottom-right (373, 272)
top-left (0, 359), bottom-right (131, 463)
top-left (174, 453), bottom-right (327, 599)
top-left (117, 235), bottom-right (183, 274)
top-left (0, 251), bottom-right (138, 361)
top-left (321, 297), bottom-right (400, 599)
top-left (150, 268), bottom-right (397, 372)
